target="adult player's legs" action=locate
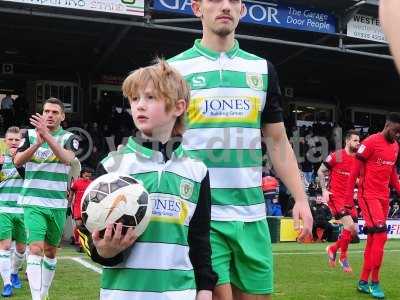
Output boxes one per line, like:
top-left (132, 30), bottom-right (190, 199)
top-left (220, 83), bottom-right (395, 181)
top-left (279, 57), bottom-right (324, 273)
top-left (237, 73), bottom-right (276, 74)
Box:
top-left (0, 213), bottom-right (17, 296)
top-left (213, 284), bottom-right (233, 300)
top-left (232, 285), bottom-right (271, 300)
top-left (11, 215), bottom-right (27, 289)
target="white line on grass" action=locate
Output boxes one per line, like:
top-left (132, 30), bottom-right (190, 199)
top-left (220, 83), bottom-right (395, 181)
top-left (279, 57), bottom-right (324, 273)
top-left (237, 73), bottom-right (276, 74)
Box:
top-left (274, 249), bottom-right (400, 255)
top-left (60, 256), bottom-right (102, 274)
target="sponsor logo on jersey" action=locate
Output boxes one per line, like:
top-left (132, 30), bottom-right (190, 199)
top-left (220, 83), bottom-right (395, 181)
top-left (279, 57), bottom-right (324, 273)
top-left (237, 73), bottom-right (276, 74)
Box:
top-left (151, 194), bottom-right (189, 224)
top-left (188, 96), bottom-right (260, 125)
top-left (376, 158), bottom-right (395, 166)
top-left (34, 149), bottom-right (53, 161)
top-left (1, 168), bottom-right (17, 179)
top-left (246, 73), bottom-right (263, 90)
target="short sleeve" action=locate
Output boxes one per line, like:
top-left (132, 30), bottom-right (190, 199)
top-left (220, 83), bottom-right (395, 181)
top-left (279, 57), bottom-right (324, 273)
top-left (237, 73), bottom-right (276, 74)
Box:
top-left (17, 131), bottom-right (30, 153)
top-left (261, 61), bottom-right (284, 124)
top-left (356, 136), bottom-right (375, 161)
top-left (64, 135), bottom-right (80, 153)
top-left (323, 152), bottom-right (337, 169)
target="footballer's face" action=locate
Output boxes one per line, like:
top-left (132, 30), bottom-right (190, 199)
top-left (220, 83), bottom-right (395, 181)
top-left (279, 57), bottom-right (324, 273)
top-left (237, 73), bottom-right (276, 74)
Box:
top-left (384, 122), bottom-right (400, 143)
top-left (192, 0), bottom-right (245, 38)
top-left (5, 132), bottom-right (21, 154)
top-left (346, 134), bottom-right (360, 153)
top-left (43, 103), bottom-right (65, 131)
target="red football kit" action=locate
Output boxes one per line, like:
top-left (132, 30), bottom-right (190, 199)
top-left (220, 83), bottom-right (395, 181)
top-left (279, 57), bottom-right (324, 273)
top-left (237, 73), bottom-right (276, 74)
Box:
top-left (355, 133), bottom-right (399, 228)
top-left (71, 178), bottom-right (92, 220)
top-left (324, 149), bottom-right (357, 219)
top-left (346, 133), bottom-right (400, 283)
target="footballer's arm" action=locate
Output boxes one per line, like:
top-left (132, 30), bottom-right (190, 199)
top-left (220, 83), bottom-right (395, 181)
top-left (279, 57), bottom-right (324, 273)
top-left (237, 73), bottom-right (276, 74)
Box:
top-left (14, 131), bottom-right (42, 167)
top-left (187, 172), bottom-right (218, 294)
top-left (263, 122), bottom-right (313, 239)
top-left (389, 166), bottom-right (400, 195)
top-left (42, 132), bottom-right (75, 165)
top-left (261, 61), bottom-right (313, 239)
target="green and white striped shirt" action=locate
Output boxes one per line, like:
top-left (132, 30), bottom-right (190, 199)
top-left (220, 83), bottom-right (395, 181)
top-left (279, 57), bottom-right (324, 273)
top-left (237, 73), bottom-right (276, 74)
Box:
top-left (169, 39), bottom-right (283, 222)
top-left (0, 155), bottom-right (24, 214)
top-left (98, 137), bottom-right (214, 300)
top-left (18, 128), bottom-right (76, 209)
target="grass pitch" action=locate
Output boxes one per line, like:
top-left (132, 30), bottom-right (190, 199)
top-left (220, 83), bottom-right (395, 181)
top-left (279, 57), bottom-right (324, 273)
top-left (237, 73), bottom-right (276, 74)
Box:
top-left (6, 240), bottom-right (400, 299)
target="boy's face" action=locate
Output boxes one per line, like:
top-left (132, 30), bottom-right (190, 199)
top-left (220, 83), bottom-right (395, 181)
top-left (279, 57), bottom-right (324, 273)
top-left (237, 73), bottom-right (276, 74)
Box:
top-left (43, 103), bottom-right (65, 130)
top-left (193, 0), bottom-right (245, 38)
top-left (130, 82), bottom-right (185, 138)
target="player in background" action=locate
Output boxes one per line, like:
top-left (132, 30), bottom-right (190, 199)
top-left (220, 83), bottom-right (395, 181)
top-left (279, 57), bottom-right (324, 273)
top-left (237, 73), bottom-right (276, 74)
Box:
top-left (0, 127), bottom-right (26, 297)
top-left (168, 1), bottom-right (313, 299)
top-left (69, 167), bottom-right (93, 251)
top-left (14, 98), bottom-right (80, 300)
top-left (345, 113), bottom-right (400, 299)
top-left (318, 130), bottom-right (360, 273)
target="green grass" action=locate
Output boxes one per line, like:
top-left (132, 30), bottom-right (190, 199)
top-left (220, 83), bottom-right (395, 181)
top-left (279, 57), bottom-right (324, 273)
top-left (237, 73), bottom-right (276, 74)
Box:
top-left (9, 244), bottom-right (101, 300)
top-left (5, 241), bottom-right (400, 299)
top-left (274, 240), bottom-right (400, 300)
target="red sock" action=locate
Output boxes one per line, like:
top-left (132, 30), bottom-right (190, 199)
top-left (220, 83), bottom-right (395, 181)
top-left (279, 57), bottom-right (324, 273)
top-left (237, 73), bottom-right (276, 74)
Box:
top-left (330, 234), bottom-right (342, 252)
top-left (339, 229), bottom-right (353, 260)
top-left (360, 234), bottom-right (374, 282)
top-left (371, 232), bottom-right (387, 282)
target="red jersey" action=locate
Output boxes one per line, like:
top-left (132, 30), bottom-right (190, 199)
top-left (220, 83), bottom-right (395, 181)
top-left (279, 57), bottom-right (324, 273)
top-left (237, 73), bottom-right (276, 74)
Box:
top-left (356, 133), bottom-right (399, 199)
top-left (324, 149), bottom-right (355, 200)
top-left (71, 178), bottom-right (92, 218)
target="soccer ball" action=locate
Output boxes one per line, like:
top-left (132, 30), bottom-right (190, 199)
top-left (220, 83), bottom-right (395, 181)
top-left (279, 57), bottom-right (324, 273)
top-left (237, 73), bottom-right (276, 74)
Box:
top-left (81, 172), bottom-right (152, 237)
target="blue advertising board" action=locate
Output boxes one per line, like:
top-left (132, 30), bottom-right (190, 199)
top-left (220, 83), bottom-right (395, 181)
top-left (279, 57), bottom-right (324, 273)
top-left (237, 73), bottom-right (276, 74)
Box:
top-left (153, 0), bottom-right (336, 34)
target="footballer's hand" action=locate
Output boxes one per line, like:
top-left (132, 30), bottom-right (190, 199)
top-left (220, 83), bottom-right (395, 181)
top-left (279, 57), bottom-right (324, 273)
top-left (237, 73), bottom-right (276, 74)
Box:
top-left (322, 189), bottom-right (332, 204)
top-left (196, 290), bottom-right (212, 300)
top-left (30, 113), bottom-right (49, 137)
top-left (0, 155), bottom-right (4, 164)
top-left (92, 222), bottom-right (137, 258)
top-left (293, 199), bottom-right (313, 243)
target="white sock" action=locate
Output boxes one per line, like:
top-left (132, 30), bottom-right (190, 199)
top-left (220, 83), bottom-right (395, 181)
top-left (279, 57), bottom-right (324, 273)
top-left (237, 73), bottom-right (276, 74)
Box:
top-left (11, 251), bottom-right (25, 274)
top-left (41, 256), bottom-right (57, 299)
top-left (27, 254), bottom-right (42, 300)
top-left (0, 250), bottom-right (11, 286)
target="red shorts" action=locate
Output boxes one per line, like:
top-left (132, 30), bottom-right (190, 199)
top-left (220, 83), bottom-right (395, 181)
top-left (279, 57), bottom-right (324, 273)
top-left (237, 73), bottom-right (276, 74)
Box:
top-left (358, 197), bottom-right (389, 228)
top-left (328, 196), bottom-right (357, 220)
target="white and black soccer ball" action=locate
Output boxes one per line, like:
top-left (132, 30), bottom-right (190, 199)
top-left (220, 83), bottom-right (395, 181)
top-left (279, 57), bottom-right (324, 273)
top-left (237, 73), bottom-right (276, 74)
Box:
top-left (81, 173), bottom-right (152, 237)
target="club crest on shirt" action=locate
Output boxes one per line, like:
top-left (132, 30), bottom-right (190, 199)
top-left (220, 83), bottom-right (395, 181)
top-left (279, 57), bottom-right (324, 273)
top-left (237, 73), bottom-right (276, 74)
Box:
top-left (246, 73), bottom-right (263, 91)
top-left (180, 179), bottom-right (194, 200)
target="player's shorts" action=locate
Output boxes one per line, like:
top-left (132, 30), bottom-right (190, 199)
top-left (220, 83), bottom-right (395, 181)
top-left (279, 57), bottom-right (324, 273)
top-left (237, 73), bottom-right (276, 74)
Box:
top-left (0, 212), bottom-right (26, 244)
top-left (210, 219), bottom-right (273, 294)
top-left (328, 196), bottom-right (357, 220)
top-left (24, 206), bottom-right (67, 246)
top-left (358, 197), bottom-right (389, 228)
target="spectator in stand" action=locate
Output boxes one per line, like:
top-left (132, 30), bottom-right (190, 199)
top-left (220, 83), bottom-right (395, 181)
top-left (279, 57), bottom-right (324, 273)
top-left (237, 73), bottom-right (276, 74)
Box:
top-left (1, 92), bottom-right (14, 131)
top-left (262, 175), bottom-right (280, 216)
top-left (69, 167), bottom-right (93, 251)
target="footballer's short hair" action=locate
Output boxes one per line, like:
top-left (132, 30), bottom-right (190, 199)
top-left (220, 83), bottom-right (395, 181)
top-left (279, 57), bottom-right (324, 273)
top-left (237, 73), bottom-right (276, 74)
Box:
top-left (386, 113), bottom-right (400, 124)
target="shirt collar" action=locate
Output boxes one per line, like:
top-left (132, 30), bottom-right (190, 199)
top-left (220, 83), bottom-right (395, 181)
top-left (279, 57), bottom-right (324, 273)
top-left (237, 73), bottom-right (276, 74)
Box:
top-left (194, 39), bottom-right (239, 60)
top-left (126, 135), bottom-right (184, 161)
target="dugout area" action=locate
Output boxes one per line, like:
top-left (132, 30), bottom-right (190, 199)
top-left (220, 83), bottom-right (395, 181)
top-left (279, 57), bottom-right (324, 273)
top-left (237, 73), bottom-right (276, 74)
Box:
top-left (0, 0), bottom-right (398, 129)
